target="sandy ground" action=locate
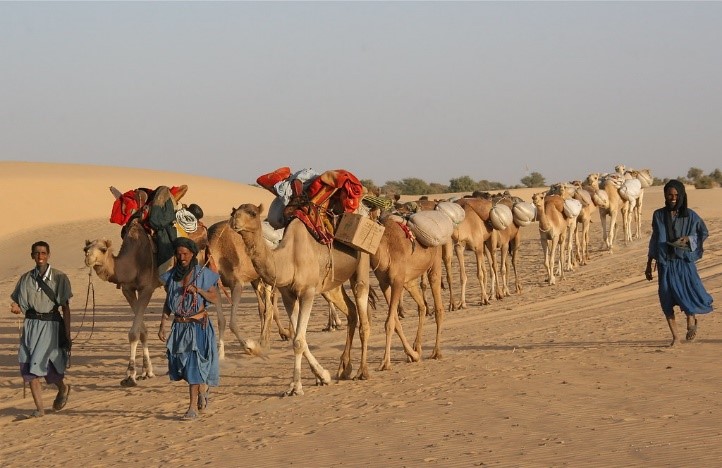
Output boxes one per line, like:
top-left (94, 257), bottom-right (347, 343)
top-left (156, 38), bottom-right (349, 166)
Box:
top-left (0, 161), bottom-right (720, 467)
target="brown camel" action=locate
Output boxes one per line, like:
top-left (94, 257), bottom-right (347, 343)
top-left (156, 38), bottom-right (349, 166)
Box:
top-left (623, 168), bottom-right (653, 241)
top-left (531, 191), bottom-right (568, 285)
top-left (84, 218), bottom-right (161, 387)
top-left (371, 217), bottom-right (445, 371)
top-left (584, 173), bottom-right (629, 253)
top-left (447, 196), bottom-right (499, 308)
top-left (205, 221), bottom-right (292, 359)
top-left (488, 195), bottom-right (523, 296)
top-left (229, 203), bottom-right (372, 396)
top-left (568, 182), bottom-right (599, 266)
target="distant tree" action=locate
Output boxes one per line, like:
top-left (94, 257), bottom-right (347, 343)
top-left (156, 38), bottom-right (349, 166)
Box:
top-left (429, 182), bottom-right (450, 194)
top-left (709, 168), bottom-right (722, 185)
top-left (694, 176), bottom-right (716, 189)
top-left (400, 177), bottom-right (433, 195)
top-left (448, 176), bottom-right (477, 193)
top-left (380, 180), bottom-right (403, 197)
top-left (520, 171), bottom-right (546, 188)
top-left (651, 177), bottom-right (665, 186)
top-left (478, 179), bottom-right (506, 190)
top-left (687, 167), bottom-right (704, 181)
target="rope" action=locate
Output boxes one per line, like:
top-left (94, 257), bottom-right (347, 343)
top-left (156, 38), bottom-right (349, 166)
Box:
top-left (72, 269), bottom-right (97, 346)
top-left (175, 208), bottom-right (198, 233)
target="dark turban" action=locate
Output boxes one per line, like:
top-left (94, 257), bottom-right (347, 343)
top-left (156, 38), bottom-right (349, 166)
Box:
top-left (663, 179), bottom-right (688, 217)
top-left (173, 237), bottom-right (199, 255)
top-left (172, 237), bottom-right (199, 281)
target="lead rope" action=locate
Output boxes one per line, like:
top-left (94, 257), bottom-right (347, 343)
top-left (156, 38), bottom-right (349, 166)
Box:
top-left (73, 269), bottom-right (97, 346)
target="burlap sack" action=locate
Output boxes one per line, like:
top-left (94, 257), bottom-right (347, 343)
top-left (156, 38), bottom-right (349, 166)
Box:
top-left (407, 210), bottom-right (454, 247)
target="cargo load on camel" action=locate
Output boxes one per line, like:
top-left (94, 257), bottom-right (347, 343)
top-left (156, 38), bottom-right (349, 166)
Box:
top-left (108, 184), bottom-right (209, 272)
top-left (256, 166), bottom-right (383, 253)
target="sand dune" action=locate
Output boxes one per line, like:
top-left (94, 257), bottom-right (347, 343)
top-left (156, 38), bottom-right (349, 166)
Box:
top-left (0, 162), bottom-right (720, 466)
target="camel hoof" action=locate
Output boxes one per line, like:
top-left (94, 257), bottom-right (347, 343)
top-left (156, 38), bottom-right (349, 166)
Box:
top-left (120, 377), bottom-right (137, 387)
top-left (377, 363), bottom-right (391, 372)
top-left (353, 368), bottom-right (370, 381)
top-left (317, 369), bottom-right (332, 386)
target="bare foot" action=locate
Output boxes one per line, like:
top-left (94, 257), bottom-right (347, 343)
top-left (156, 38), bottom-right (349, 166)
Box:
top-left (669, 338), bottom-right (678, 347)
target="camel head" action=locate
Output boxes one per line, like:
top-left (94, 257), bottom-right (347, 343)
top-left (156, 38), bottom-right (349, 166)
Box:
top-left (531, 192), bottom-right (546, 209)
top-left (230, 203), bottom-right (264, 233)
top-left (84, 239), bottom-right (113, 268)
top-left (584, 173), bottom-right (600, 188)
top-left (614, 164), bottom-right (626, 175)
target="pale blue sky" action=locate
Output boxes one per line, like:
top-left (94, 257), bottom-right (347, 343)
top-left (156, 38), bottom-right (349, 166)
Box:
top-left (2, 2), bottom-right (721, 187)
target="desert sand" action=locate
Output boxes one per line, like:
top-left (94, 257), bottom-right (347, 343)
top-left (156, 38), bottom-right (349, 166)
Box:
top-left (0, 161), bottom-right (720, 466)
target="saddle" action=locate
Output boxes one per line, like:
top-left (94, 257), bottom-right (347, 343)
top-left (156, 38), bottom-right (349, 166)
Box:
top-left (257, 168), bottom-right (365, 245)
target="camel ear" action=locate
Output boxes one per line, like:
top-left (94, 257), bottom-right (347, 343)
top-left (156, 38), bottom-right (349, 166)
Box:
top-left (104, 239), bottom-right (112, 249)
top-left (110, 186), bottom-right (122, 199)
top-left (258, 203), bottom-right (265, 215)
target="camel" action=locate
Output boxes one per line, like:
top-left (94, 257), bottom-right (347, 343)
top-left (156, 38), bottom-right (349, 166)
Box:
top-left (488, 194), bottom-right (523, 296)
top-left (229, 203), bottom-right (372, 396)
top-left (548, 182), bottom-right (592, 270)
top-left (622, 168), bottom-right (653, 241)
top-left (205, 221), bottom-right (292, 359)
top-left (584, 172), bottom-right (629, 253)
top-left (206, 221), bottom-right (350, 359)
top-left (371, 216), bottom-right (445, 371)
top-left (447, 196), bottom-right (499, 309)
top-left (566, 181), bottom-right (599, 266)
top-left (84, 218), bottom-right (161, 386)
top-left (531, 191), bottom-right (568, 285)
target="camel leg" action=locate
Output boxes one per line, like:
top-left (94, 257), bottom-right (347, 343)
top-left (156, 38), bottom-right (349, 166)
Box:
top-left (455, 243), bottom-right (469, 309)
top-left (322, 287), bottom-right (347, 332)
top-left (350, 256), bottom-right (372, 381)
top-left (511, 235), bottom-right (522, 294)
top-left (333, 285), bottom-right (357, 381)
top-left (427, 257), bottom-right (445, 360)
top-left (404, 279), bottom-right (427, 357)
top-left (279, 289), bottom-right (332, 395)
top-left (474, 249), bottom-right (490, 306)
top-left (599, 210), bottom-right (609, 251)
top-left (138, 319), bottom-right (154, 380)
top-left (442, 242), bottom-right (456, 310)
top-left (120, 288), bottom-right (153, 387)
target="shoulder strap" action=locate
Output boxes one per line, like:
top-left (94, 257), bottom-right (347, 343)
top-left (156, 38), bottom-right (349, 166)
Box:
top-left (36, 272), bottom-right (59, 306)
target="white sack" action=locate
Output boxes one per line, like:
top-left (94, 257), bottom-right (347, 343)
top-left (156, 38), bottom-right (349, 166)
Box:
top-left (435, 201), bottom-right (465, 225)
top-left (512, 201), bottom-right (536, 227)
top-left (489, 203), bottom-right (513, 231)
top-left (618, 178), bottom-right (642, 201)
top-left (262, 221), bottom-right (284, 248)
top-left (406, 210), bottom-right (454, 247)
top-left (563, 198), bottom-right (583, 219)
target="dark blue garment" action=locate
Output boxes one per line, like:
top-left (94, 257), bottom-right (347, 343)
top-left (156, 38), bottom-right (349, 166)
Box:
top-left (648, 207), bottom-right (713, 316)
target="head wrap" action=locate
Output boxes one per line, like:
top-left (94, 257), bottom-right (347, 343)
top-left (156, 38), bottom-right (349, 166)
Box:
top-left (663, 179), bottom-right (688, 217)
top-left (173, 237), bottom-right (199, 255)
top-left (172, 237), bottom-right (199, 281)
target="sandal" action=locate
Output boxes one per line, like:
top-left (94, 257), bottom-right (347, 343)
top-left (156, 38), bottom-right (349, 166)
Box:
top-left (686, 324), bottom-right (698, 341)
top-left (181, 409), bottom-right (198, 421)
top-left (53, 384), bottom-right (71, 411)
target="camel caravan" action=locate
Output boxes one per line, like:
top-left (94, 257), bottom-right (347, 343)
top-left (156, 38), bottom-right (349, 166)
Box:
top-left (82, 164), bottom-right (652, 393)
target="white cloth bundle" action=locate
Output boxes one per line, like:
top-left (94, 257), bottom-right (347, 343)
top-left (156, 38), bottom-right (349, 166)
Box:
top-left (175, 208), bottom-right (198, 233)
top-left (406, 210), bottom-right (454, 247)
top-left (262, 221), bottom-right (284, 248)
top-left (435, 201), bottom-right (465, 225)
top-left (618, 178), bottom-right (642, 201)
top-left (563, 198), bottom-right (583, 219)
top-left (489, 203), bottom-right (513, 230)
top-left (512, 201), bottom-right (536, 227)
